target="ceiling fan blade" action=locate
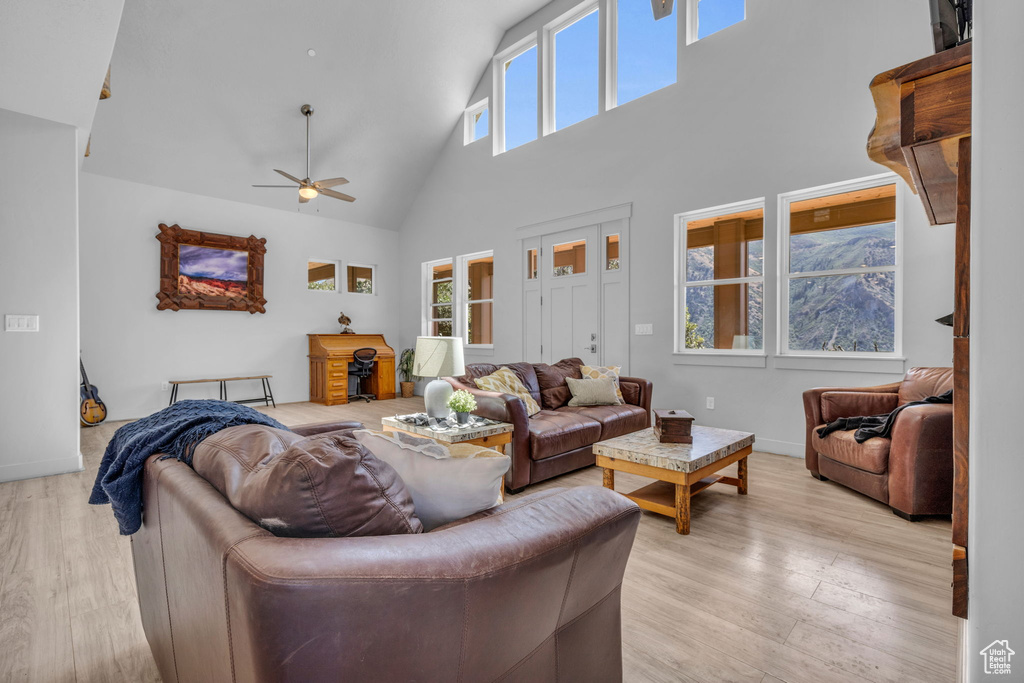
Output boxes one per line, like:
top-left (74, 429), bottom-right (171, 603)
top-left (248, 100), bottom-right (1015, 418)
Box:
top-left (274, 169), bottom-right (303, 185)
top-left (252, 184), bottom-right (297, 188)
top-left (320, 188), bottom-right (356, 202)
top-left (299, 193), bottom-right (311, 204)
top-left (314, 177), bottom-right (349, 188)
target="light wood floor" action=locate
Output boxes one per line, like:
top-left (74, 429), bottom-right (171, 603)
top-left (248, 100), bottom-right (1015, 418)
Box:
top-left (0, 398), bottom-right (959, 682)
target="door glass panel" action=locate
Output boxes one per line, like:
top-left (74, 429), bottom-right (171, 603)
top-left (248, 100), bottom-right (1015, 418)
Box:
top-left (553, 239), bottom-right (586, 276)
top-left (606, 234), bottom-right (620, 270)
top-left (527, 249), bottom-right (538, 279)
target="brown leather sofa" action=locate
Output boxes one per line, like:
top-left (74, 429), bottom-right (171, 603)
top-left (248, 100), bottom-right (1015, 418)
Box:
top-left (803, 367), bottom-right (953, 520)
top-left (445, 359), bottom-right (653, 492)
top-left (131, 419), bottom-right (642, 683)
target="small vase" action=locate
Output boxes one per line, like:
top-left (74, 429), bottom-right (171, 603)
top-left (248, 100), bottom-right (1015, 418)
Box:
top-left (456, 412), bottom-right (471, 424)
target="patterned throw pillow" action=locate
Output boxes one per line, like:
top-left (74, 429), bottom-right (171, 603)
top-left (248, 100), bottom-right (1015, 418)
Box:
top-left (474, 366), bottom-right (542, 416)
top-left (566, 377), bottom-right (620, 406)
top-left (580, 365), bottom-right (624, 404)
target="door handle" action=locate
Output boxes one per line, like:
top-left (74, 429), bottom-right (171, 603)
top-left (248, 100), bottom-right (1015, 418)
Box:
top-left (583, 344), bottom-right (597, 353)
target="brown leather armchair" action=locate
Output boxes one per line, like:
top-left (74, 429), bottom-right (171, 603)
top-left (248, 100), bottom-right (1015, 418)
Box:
top-left (445, 360), bottom-right (653, 493)
top-left (131, 420), bottom-right (642, 683)
top-left (803, 367), bottom-right (953, 520)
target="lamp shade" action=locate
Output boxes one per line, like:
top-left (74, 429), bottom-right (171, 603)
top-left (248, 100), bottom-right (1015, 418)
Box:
top-left (412, 336), bottom-right (465, 378)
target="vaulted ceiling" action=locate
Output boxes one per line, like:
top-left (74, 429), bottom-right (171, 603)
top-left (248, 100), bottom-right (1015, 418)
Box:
top-left (83, 1), bottom-right (550, 229)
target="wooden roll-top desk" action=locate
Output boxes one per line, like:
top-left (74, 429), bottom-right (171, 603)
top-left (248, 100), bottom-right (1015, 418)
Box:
top-left (308, 334), bottom-right (396, 406)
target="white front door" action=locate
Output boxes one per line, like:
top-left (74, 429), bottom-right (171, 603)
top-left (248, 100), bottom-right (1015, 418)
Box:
top-left (541, 226), bottom-right (601, 366)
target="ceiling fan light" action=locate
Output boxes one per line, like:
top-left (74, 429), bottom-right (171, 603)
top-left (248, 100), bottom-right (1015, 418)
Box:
top-left (299, 186), bottom-right (319, 199)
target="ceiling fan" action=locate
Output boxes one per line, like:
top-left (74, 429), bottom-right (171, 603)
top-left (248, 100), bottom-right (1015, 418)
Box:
top-left (252, 104), bottom-right (355, 203)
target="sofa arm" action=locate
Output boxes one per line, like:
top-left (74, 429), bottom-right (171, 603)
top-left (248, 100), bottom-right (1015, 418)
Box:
top-left (618, 376), bottom-right (653, 426)
top-left (803, 382), bottom-right (900, 474)
top-left (888, 404), bottom-right (954, 516)
top-left (445, 377), bottom-right (533, 490)
top-left (224, 487), bottom-right (641, 682)
top-left (290, 420), bottom-right (364, 437)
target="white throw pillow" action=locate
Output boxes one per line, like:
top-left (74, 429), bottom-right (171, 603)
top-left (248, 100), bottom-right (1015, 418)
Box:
top-left (353, 429), bottom-right (510, 531)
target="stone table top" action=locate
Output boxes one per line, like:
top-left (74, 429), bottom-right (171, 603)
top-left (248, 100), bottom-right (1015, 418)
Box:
top-left (381, 415), bottom-right (513, 444)
top-left (593, 426), bottom-right (755, 474)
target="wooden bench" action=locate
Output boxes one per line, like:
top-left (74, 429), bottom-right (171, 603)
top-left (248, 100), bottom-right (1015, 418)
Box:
top-left (168, 375), bottom-right (276, 408)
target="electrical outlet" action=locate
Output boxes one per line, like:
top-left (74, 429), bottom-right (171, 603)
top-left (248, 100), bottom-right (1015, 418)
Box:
top-left (161, 382), bottom-right (170, 392)
top-left (634, 323), bottom-right (653, 336)
top-left (706, 397), bottom-right (715, 410)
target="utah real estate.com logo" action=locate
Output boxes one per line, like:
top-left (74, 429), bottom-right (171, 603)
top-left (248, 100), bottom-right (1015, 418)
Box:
top-left (980, 640), bottom-right (1015, 675)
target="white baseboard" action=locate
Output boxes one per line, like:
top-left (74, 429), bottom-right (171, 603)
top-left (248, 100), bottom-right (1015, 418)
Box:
top-left (0, 454), bottom-right (84, 483)
top-left (752, 438), bottom-right (803, 458)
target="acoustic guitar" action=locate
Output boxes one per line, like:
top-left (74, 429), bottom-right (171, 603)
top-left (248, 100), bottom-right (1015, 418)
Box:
top-left (80, 358), bottom-right (107, 426)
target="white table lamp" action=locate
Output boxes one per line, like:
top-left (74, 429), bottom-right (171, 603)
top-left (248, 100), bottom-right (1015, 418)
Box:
top-left (412, 336), bottom-right (465, 419)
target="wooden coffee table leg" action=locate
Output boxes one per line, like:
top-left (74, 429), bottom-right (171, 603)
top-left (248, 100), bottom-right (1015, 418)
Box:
top-left (602, 468), bottom-right (614, 491)
top-left (738, 456), bottom-right (749, 495)
top-left (675, 482), bottom-right (691, 535)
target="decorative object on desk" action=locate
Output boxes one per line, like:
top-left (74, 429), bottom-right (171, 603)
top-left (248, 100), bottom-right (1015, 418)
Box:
top-left (653, 409), bottom-right (695, 444)
top-left (447, 390), bottom-right (477, 424)
top-left (412, 336), bottom-right (465, 419)
top-left (156, 223), bottom-right (267, 314)
top-left (80, 357), bottom-right (107, 426)
top-left (337, 312), bottom-right (354, 334)
top-left (398, 348), bottom-right (416, 398)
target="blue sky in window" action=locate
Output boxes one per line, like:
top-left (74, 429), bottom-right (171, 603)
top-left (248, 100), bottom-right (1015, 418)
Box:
top-left (555, 10), bottom-right (599, 130)
top-left (618, 0), bottom-right (676, 105)
top-left (697, 0), bottom-right (744, 40)
top-left (474, 107), bottom-right (488, 141)
top-left (505, 46), bottom-right (537, 150)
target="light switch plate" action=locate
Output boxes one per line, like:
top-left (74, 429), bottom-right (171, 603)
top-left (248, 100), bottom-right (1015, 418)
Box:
top-left (634, 323), bottom-right (653, 336)
top-left (5, 314), bottom-right (39, 332)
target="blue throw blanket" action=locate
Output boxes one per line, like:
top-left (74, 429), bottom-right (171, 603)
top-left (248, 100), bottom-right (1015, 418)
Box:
top-left (89, 399), bottom-right (288, 535)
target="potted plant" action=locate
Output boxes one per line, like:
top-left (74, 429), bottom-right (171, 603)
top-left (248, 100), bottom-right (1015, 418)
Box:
top-left (447, 389), bottom-right (477, 424)
top-left (398, 348), bottom-right (416, 398)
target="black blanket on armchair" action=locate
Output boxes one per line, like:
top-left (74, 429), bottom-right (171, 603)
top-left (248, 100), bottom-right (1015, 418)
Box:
top-left (816, 390), bottom-right (953, 444)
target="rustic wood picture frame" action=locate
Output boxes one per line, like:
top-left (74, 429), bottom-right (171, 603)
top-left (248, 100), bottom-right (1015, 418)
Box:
top-left (156, 223), bottom-right (267, 314)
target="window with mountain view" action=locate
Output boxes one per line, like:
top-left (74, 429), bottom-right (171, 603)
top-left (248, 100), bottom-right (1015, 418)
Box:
top-left (677, 201), bottom-right (764, 352)
top-left (782, 179), bottom-right (899, 355)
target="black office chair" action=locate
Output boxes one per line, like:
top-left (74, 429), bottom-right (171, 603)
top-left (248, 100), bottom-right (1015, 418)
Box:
top-left (348, 347), bottom-right (377, 403)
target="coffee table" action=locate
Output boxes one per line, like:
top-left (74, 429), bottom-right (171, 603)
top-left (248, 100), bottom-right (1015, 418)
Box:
top-left (380, 415), bottom-right (513, 454)
top-left (594, 425), bottom-right (754, 535)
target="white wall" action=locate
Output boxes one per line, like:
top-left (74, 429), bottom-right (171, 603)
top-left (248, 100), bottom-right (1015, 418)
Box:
top-left (967, 2), bottom-right (1024, 678)
top-left (79, 173), bottom-right (401, 420)
top-left (0, 109), bottom-right (82, 481)
top-left (398, 0), bottom-right (953, 456)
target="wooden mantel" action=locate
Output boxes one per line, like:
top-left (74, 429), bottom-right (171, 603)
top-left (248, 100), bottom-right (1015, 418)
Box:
top-left (868, 44), bottom-right (972, 620)
top-left (867, 43), bottom-right (971, 225)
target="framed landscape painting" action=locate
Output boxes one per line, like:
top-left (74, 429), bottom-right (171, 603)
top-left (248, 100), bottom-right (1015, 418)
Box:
top-left (156, 223), bottom-right (267, 313)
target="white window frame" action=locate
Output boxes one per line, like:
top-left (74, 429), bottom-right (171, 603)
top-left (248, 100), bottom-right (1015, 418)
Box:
top-left (493, 33), bottom-right (539, 155)
top-left (607, 0), bottom-right (677, 110)
top-left (674, 197), bottom-right (766, 356)
top-left (777, 172), bottom-right (903, 359)
top-left (457, 250), bottom-right (495, 349)
top-left (685, 0), bottom-right (746, 46)
top-left (463, 98), bottom-right (489, 145)
top-left (421, 258), bottom-right (454, 337)
top-left (306, 258), bottom-right (340, 293)
top-left (542, 0), bottom-right (600, 136)
top-left (345, 262), bottom-right (376, 296)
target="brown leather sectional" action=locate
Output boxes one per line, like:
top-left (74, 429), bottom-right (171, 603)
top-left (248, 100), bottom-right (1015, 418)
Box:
top-left (803, 367), bottom-right (954, 519)
top-left (446, 358), bottom-right (653, 492)
top-left (131, 420), bottom-right (642, 682)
